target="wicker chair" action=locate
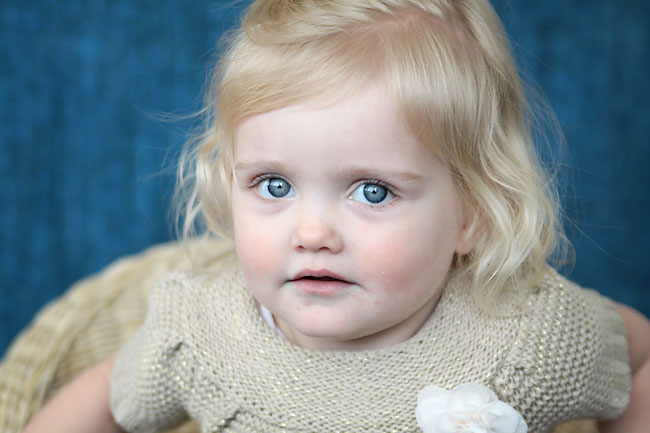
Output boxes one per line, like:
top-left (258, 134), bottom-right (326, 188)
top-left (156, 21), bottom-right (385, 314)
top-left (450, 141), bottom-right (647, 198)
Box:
top-left (0, 239), bottom-right (597, 433)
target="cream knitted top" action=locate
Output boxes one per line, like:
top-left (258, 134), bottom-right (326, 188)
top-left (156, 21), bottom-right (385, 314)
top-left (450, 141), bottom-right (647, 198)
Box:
top-left (110, 267), bottom-right (630, 433)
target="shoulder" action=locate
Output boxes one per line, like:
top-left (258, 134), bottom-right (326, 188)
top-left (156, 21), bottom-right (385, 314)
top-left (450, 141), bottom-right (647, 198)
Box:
top-left (534, 269), bottom-right (628, 358)
top-left (145, 266), bottom-right (256, 342)
top-left (490, 268), bottom-right (630, 428)
top-left (111, 269), bottom-right (235, 430)
top-left (527, 269), bottom-right (625, 340)
top-left (128, 267), bottom-right (249, 349)
top-left (147, 267), bottom-right (247, 313)
top-left (526, 268), bottom-right (630, 386)
top-left (111, 266), bottom-right (251, 427)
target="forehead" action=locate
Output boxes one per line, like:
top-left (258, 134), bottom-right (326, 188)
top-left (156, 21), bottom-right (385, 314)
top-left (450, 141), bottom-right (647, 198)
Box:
top-left (236, 84), bottom-right (421, 157)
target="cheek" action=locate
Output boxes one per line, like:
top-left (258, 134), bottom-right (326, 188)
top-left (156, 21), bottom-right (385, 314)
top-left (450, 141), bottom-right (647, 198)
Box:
top-left (232, 209), bottom-right (284, 279)
top-left (356, 215), bottom-right (459, 294)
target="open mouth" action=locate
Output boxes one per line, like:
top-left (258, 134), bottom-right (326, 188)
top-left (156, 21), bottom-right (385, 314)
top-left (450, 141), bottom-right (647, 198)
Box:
top-left (290, 270), bottom-right (351, 284)
top-left (290, 270), bottom-right (353, 295)
top-left (298, 276), bottom-right (346, 282)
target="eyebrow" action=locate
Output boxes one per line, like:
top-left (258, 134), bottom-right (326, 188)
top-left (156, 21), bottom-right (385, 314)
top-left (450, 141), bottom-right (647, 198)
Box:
top-left (336, 165), bottom-right (423, 182)
top-left (234, 160), bottom-right (288, 173)
top-left (234, 160), bottom-right (422, 182)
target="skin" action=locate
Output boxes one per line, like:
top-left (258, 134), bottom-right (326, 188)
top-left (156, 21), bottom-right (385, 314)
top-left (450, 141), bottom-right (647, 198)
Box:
top-left (19, 83), bottom-right (650, 432)
top-left (21, 355), bottom-right (123, 433)
top-left (231, 83), bottom-right (476, 351)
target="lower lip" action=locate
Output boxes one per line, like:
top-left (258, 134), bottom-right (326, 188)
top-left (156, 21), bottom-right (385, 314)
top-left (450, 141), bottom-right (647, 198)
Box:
top-left (291, 279), bottom-right (353, 296)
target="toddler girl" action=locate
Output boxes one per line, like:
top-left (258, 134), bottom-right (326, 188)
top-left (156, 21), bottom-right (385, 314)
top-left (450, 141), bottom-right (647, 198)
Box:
top-left (22, 0), bottom-right (650, 432)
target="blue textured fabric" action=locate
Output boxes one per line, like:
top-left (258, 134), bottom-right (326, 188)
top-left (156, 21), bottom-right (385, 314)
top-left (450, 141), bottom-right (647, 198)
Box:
top-left (1, 0), bottom-right (649, 355)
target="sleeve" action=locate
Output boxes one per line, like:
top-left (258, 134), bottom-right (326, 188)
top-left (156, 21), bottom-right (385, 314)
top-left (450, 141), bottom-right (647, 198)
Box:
top-left (110, 272), bottom-right (193, 432)
top-left (490, 272), bottom-right (631, 432)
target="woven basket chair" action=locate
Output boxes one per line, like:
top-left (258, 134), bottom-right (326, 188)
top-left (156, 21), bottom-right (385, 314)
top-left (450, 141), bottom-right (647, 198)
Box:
top-left (0, 238), bottom-right (597, 433)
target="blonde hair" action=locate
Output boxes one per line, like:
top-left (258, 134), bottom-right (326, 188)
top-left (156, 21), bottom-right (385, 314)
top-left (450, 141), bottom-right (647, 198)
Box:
top-left (176, 0), bottom-right (568, 307)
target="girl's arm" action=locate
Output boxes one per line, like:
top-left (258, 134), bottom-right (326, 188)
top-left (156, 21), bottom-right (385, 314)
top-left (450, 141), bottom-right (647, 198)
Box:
top-left (21, 355), bottom-right (123, 433)
top-left (598, 303), bottom-right (650, 433)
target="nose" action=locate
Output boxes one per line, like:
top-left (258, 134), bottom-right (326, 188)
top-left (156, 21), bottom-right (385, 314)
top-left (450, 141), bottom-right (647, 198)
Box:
top-left (291, 217), bottom-right (343, 254)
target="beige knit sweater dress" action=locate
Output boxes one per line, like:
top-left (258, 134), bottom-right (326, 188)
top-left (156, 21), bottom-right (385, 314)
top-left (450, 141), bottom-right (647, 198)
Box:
top-left (110, 267), bottom-right (630, 433)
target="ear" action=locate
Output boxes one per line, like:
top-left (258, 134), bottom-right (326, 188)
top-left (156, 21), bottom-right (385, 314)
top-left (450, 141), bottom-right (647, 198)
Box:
top-left (455, 211), bottom-right (482, 255)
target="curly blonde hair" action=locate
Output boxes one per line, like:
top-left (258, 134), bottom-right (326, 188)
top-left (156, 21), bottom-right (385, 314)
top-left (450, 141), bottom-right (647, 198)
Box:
top-left (175, 0), bottom-right (568, 307)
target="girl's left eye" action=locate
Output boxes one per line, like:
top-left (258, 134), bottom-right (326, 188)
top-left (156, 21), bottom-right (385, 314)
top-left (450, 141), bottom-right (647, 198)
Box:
top-left (257, 177), bottom-right (295, 199)
top-left (349, 182), bottom-right (395, 205)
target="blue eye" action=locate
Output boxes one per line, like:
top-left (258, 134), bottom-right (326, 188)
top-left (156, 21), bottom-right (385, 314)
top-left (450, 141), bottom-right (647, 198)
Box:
top-left (258, 177), bottom-right (294, 199)
top-left (349, 182), bottom-right (394, 205)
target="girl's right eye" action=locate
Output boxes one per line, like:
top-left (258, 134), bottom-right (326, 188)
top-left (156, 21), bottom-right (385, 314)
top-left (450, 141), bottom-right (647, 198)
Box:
top-left (256, 177), bottom-right (295, 199)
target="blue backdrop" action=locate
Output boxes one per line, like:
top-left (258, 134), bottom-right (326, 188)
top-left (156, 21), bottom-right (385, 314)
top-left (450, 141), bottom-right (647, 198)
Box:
top-left (1, 0), bottom-right (649, 356)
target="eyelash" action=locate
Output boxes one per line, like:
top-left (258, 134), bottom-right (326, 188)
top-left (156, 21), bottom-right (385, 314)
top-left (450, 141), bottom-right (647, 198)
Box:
top-left (247, 174), bottom-right (399, 206)
top-left (349, 179), bottom-right (398, 208)
top-left (248, 173), bottom-right (286, 188)
top-left (247, 174), bottom-right (293, 200)
top-left (358, 179), bottom-right (392, 192)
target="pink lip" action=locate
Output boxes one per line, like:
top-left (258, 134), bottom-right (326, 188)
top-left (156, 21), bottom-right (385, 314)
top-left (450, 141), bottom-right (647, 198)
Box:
top-left (291, 269), bottom-right (348, 281)
top-left (289, 269), bottom-right (353, 296)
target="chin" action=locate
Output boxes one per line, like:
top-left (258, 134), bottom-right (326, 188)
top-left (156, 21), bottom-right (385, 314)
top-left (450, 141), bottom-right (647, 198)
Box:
top-left (296, 323), bottom-right (356, 340)
top-left (285, 315), bottom-right (365, 340)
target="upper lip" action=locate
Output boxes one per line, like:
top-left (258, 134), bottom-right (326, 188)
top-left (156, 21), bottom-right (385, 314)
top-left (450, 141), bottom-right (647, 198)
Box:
top-left (290, 269), bottom-right (350, 282)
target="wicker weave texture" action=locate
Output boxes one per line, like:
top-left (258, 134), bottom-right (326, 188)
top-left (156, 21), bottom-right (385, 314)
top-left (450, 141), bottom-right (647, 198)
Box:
top-left (0, 238), bottom-right (234, 433)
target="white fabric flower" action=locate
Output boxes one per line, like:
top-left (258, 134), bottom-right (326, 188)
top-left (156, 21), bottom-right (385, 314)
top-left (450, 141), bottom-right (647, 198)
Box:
top-left (415, 383), bottom-right (528, 433)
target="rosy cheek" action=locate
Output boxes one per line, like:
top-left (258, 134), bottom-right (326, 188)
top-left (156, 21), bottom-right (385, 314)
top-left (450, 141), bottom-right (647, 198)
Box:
top-left (358, 234), bottom-right (414, 291)
top-left (234, 218), bottom-right (282, 278)
top-left (357, 222), bottom-right (454, 295)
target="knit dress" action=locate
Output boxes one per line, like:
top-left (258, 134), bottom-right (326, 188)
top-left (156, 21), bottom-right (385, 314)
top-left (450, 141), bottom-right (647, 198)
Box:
top-left (110, 267), bottom-right (630, 433)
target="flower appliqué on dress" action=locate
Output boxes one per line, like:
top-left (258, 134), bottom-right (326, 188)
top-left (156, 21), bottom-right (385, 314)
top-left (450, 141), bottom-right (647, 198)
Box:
top-left (415, 383), bottom-right (528, 433)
